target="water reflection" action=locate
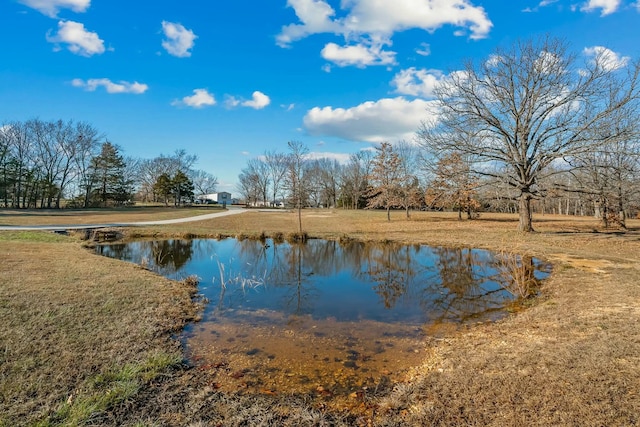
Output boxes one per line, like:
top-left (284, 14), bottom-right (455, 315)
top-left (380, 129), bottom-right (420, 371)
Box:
top-left (96, 238), bottom-right (550, 397)
top-left (97, 238), bottom-right (550, 325)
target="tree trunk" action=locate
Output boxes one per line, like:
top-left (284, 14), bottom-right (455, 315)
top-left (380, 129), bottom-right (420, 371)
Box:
top-left (618, 187), bottom-right (626, 229)
top-left (518, 193), bottom-right (534, 232)
top-left (594, 200), bottom-right (602, 219)
top-left (386, 206), bottom-right (391, 222)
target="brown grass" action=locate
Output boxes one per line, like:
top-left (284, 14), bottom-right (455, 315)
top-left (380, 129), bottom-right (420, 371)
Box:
top-left (0, 232), bottom-right (199, 426)
top-left (1, 208), bottom-right (639, 426)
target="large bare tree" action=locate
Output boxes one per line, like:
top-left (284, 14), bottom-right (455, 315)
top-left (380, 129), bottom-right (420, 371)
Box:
top-left (418, 37), bottom-right (640, 232)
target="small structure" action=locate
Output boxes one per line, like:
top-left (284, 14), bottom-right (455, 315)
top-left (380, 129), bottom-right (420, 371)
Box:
top-left (196, 192), bottom-right (232, 204)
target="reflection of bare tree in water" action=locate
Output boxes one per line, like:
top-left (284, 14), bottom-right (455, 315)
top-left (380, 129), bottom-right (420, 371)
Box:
top-left (97, 240), bottom-right (194, 277)
top-left (283, 242), bottom-right (317, 317)
top-left (362, 243), bottom-right (416, 309)
top-left (233, 239), bottom-right (320, 317)
top-left (220, 241), bottom-right (548, 323)
top-left (97, 243), bottom-right (135, 264)
top-left (491, 253), bottom-right (544, 299)
top-left (424, 247), bottom-right (509, 323)
top-left (147, 239), bottom-right (194, 273)
top-left (100, 238), bottom-right (549, 327)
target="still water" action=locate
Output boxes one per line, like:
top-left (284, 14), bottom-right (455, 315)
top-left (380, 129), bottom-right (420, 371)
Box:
top-left (97, 238), bottom-right (550, 398)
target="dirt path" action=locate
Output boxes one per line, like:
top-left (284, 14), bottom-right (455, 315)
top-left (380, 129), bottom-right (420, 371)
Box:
top-left (0, 207), bottom-right (249, 231)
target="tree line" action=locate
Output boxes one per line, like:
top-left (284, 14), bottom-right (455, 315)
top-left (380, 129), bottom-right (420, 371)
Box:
top-left (238, 37), bottom-right (640, 232)
top-left (0, 119), bottom-right (217, 208)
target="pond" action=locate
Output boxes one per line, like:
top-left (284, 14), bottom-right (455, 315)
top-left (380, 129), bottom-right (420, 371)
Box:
top-left (96, 238), bottom-right (550, 400)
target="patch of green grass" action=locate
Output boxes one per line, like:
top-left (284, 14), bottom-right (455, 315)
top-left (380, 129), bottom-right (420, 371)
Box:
top-left (37, 353), bottom-right (181, 426)
top-left (0, 231), bottom-right (71, 243)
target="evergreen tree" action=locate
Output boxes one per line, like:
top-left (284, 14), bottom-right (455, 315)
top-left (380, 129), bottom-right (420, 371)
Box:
top-left (154, 173), bottom-right (173, 206)
top-left (172, 170), bottom-right (194, 206)
top-left (89, 142), bottom-right (130, 206)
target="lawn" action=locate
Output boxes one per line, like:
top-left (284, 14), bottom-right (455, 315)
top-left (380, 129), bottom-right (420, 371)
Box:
top-left (1, 208), bottom-right (638, 426)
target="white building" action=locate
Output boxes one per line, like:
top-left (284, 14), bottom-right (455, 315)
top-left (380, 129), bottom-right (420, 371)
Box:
top-left (197, 192), bottom-right (232, 204)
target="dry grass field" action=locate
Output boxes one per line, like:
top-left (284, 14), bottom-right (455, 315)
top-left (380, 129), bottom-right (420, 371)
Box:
top-left (1, 208), bottom-right (639, 426)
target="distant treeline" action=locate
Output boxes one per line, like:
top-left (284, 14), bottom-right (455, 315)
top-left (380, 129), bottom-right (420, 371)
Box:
top-left (0, 119), bottom-right (217, 208)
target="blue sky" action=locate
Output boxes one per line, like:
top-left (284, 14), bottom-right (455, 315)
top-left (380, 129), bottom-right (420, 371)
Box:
top-left (2, 0), bottom-right (639, 192)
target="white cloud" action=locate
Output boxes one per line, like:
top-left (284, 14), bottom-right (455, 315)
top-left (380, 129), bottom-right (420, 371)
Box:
top-left (276, 0), bottom-right (340, 47)
top-left (307, 151), bottom-right (352, 164)
top-left (581, 0), bottom-right (621, 15)
top-left (173, 89), bottom-right (216, 108)
top-left (242, 91), bottom-right (271, 109)
top-left (161, 21), bottom-right (197, 57)
top-left (485, 54), bottom-right (503, 67)
top-left (281, 103), bottom-right (295, 111)
top-left (46, 20), bottom-right (105, 56)
top-left (19, 0), bottom-right (90, 17)
top-left (277, 0), bottom-right (493, 54)
top-left (391, 68), bottom-right (449, 98)
top-left (303, 97), bottom-right (438, 143)
top-left (415, 42), bottom-right (431, 56)
top-left (584, 46), bottom-right (630, 71)
top-left (71, 78), bottom-right (148, 94)
top-left (321, 42), bottom-right (396, 67)
top-left (227, 92), bottom-right (271, 109)
top-left (225, 96), bottom-right (241, 108)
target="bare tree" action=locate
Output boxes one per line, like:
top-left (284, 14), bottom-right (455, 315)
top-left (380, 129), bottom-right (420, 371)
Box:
top-left (366, 142), bottom-right (403, 221)
top-left (190, 169), bottom-right (218, 197)
top-left (54, 120), bottom-right (85, 208)
top-left (237, 168), bottom-right (261, 206)
top-left (285, 141), bottom-right (309, 236)
top-left (70, 122), bottom-right (102, 208)
top-left (306, 157), bottom-right (341, 208)
top-left (170, 149), bottom-right (198, 175)
top-left (569, 137), bottom-right (640, 228)
top-left (0, 125), bottom-right (10, 207)
top-left (264, 150), bottom-right (288, 207)
top-left (29, 119), bottom-right (59, 208)
top-left (3, 121), bottom-right (32, 208)
top-left (136, 151), bottom-right (198, 203)
top-left (341, 150), bottom-right (373, 209)
top-left (425, 152), bottom-right (481, 219)
top-left (395, 140), bottom-right (423, 218)
top-left (316, 158), bottom-right (342, 208)
top-left (246, 158), bottom-right (270, 206)
top-left (418, 36), bottom-right (640, 232)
